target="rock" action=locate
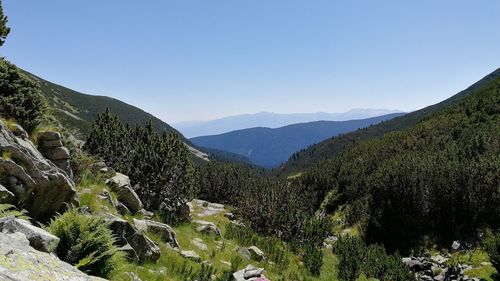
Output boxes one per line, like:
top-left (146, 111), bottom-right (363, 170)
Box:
top-left (224, 212), bottom-right (235, 220)
top-left (133, 218), bottom-right (180, 249)
top-left (431, 255), bottom-right (448, 265)
top-left (37, 131), bottom-right (73, 178)
top-left (137, 208), bottom-right (154, 219)
top-left (104, 214), bottom-right (160, 263)
top-left (221, 260), bottom-right (232, 267)
top-left (99, 189), bottom-right (116, 208)
top-left (235, 246), bottom-right (252, 259)
top-left (0, 216), bottom-right (60, 253)
top-left (0, 183), bottom-right (15, 203)
top-left (119, 243), bottom-right (139, 261)
top-left (10, 124), bottom-right (28, 139)
top-left (181, 250), bottom-right (202, 262)
top-left (192, 237), bottom-right (208, 251)
top-left (193, 219), bottom-right (221, 236)
top-left (451, 240), bottom-right (461, 251)
top-left (190, 199), bottom-right (226, 217)
top-left (106, 173), bottom-right (143, 213)
top-left (0, 232), bottom-right (105, 281)
top-left (248, 246), bottom-right (266, 261)
top-left (125, 272), bottom-right (142, 281)
top-left (233, 264), bottom-right (267, 281)
top-left (116, 201), bottom-right (131, 215)
top-left (0, 121), bottom-right (77, 221)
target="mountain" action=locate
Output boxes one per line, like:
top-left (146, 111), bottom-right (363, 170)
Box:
top-left (299, 69), bottom-right (500, 251)
top-left (22, 70), bottom-right (183, 141)
top-left (174, 109), bottom-right (404, 138)
top-left (279, 68), bottom-right (500, 174)
top-left (190, 113), bottom-right (404, 168)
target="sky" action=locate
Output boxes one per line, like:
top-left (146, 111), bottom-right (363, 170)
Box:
top-left (1, 1), bottom-right (499, 123)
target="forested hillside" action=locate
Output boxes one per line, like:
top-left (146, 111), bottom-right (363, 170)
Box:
top-left (281, 67), bottom-right (500, 174)
top-left (299, 72), bottom-right (500, 252)
top-left (191, 113), bottom-right (403, 168)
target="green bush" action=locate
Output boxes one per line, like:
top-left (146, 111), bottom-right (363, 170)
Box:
top-left (333, 236), bottom-right (414, 281)
top-left (484, 229), bottom-right (500, 273)
top-left (0, 59), bottom-right (46, 132)
top-left (303, 243), bottom-right (323, 276)
top-left (48, 209), bottom-right (122, 278)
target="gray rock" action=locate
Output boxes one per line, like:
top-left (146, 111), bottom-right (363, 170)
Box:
top-left (233, 264), bottom-right (266, 281)
top-left (10, 124), bottom-right (28, 139)
top-left (37, 131), bottom-right (62, 141)
top-left (0, 216), bottom-right (60, 253)
top-left (0, 232), bottom-right (105, 281)
top-left (116, 201), bottom-right (131, 215)
top-left (191, 237), bottom-right (208, 251)
top-left (248, 246), bottom-right (265, 261)
top-left (0, 184), bottom-right (15, 203)
top-left (106, 173), bottom-right (143, 213)
top-left (137, 209), bottom-right (154, 219)
top-left (181, 250), bottom-right (202, 262)
top-left (235, 246), bottom-right (252, 259)
top-left (105, 214), bottom-right (160, 263)
top-left (133, 218), bottom-right (180, 249)
top-left (0, 122), bottom-right (77, 220)
top-left (194, 220), bottom-right (221, 236)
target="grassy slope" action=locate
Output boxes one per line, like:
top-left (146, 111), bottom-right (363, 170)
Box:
top-left (21, 70), bottom-right (184, 141)
top-left (278, 68), bottom-right (500, 174)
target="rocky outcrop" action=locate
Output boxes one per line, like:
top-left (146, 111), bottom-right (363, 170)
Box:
top-left (106, 173), bottom-right (143, 213)
top-left (403, 255), bottom-right (479, 281)
top-left (133, 218), bottom-right (180, 249)
top-left (0, 183), bottom-right (15, 203)
top-left (104, 214), bottom-right (160, 263)
top-left (189, 199), bottom-right (226, 217)
top-left (0, 232), bottom-right (105, 281)
top-left (232, 264), bottom-right (268, 281)
top-left (0, 216), bottom-right (60, 253)
top-left (37, 131), bottom-right (73, 178)
top-left (0, 121), bottom-right (77, 221)
top-left (248, 246), bottom-right (266, 261)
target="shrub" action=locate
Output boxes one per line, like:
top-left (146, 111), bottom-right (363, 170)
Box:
top-left (303, 243), bottom-right (323, 276)
top-left (333, 236), bottom-right (414, 281)
top-left (0, 59), bottom-right (46, 132)
top-left (48, 209), bottom-right (122, 278)
top-left (484, 229), bottom-right (500, 273)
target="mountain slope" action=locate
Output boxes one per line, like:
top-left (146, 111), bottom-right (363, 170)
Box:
top-left (280, 68), bottom-right (500, 174)
top-left (22, 70), bottom-right (183, 141)
top-left (300, 70), bottom-right (500, 251)
top-left (190, 113), bottom-right (404, 168)
top-left (175, 109), bottom-right (403, 138)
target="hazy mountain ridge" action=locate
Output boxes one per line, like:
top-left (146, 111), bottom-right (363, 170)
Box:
top-left (175, 109), bottom-right (404, 138)
top-left (190, 113), bottom-right (404, 168)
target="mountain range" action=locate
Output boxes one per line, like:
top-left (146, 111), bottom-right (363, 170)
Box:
top-left (174, 109), bottom-right (404, 138)
top-left (190, 113), bottom-right (404, 168)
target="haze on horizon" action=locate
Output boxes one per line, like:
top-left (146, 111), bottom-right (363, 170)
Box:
top-left (1, 0), bottom-right (499, 123)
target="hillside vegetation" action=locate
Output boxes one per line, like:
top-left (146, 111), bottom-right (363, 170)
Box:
top-left (280, 68), bottom-right (500, 174)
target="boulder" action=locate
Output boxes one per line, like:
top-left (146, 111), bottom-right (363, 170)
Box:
top-left (10, 124), bottom-right (28, 139)
top-left (116, 201), bottom-right (131, 215)
top-left (137, 208), bottom-right (154, 219)
top-left (180, 250), bottom-right (202, 262)
top-left (133, 218), bottom-right (180, 249)
top-left (106, 173), bottom-right (143, 213)
top-left (193, 219), bottom-right (221, 236)
top-left (0, 121), bottom-right (77, 221)
top-left (0, 183), bottom-right (15, 203)
top-left (0, 232), bottom-right (105, 281)
top-left (0, 216), bottom-right (60, 253)
top-left (191, 237), bottom-right (208, 251)
top-left (37, 131), bottom-right (73, 178)
top-left (248, 246), bottom-right (266, 261)
top-left (232, 264), bottom-right (267, 281)
top-left (104, 214), bottom-right (160, 263)
top-left (235, 246), bottom-right (252, 260)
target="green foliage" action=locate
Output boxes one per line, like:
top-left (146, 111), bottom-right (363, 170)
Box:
top-left (48, 209), bottom-right (123, 278)
top-left (301, 76), bottom-right (500, 251)
top-left (0, 59), bottom-right (46, 132)
top-left (303, 243), bottom-right (323, 276)
top-left (333, 236), bottom-right (414, 281)
top-left (484, 230), bottom-right (500, 273)
top-left (0, 204), bottom-right (29, 220)
top-left (0, 0), bottom-right (10, 46)
top-left (84, 109), bottom-right (194, 223)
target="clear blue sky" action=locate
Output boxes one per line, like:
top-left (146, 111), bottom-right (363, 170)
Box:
top-left (1, 1), bottom-right (499, 123)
